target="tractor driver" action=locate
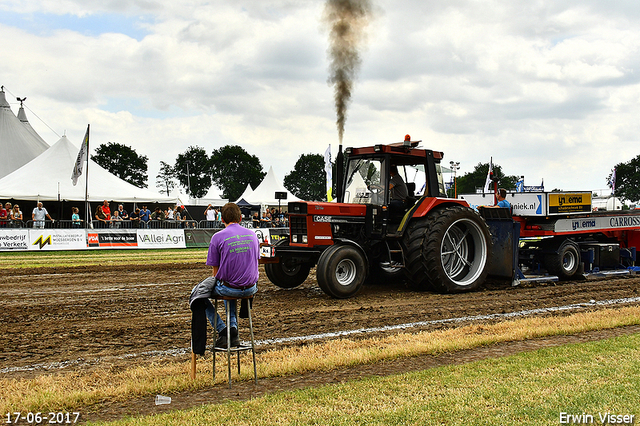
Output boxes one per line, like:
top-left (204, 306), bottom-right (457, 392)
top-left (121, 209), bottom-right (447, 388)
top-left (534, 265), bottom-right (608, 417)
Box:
top-left (389, 165), bottom-right (408, 214)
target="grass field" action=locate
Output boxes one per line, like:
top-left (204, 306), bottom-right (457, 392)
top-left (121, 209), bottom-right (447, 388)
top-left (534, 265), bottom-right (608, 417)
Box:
top-left (2, 250), bottom-right (639, 425)
top-left (2, 306), bottom-right (639, 424)
top-left (87, 332), bottom-right (640, 426)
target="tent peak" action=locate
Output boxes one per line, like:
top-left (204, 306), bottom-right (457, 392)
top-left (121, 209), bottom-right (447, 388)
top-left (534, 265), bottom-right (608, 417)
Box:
top-left (0, 89), bottom-right (10, 109)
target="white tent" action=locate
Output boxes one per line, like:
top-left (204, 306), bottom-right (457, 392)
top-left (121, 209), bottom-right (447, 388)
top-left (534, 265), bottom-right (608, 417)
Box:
top-left (343, 170), bottom-right (368, 203)
top-left (0, 135), bottom-right (178, 203)
top-left (17, 103), bottom-right (49, 149)
top-left (189, 184), bottom-right (228, 206)
top-left (234, 183), bottom-right (255, 204)
top-left (242, 166), bottom-right (300, 206)
top-left (0, 89), bottom-right (49, 179)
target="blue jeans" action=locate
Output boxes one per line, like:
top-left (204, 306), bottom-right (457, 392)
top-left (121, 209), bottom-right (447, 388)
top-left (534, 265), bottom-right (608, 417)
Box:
top-left (204, 279), bottom-right (257, 332)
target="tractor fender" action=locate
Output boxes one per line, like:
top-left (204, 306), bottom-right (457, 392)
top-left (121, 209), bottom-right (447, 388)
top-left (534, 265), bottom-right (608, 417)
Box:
top-left (330, 238), bottom-right (371, 271)
top-left (397, 197), bottom-right (471, 235)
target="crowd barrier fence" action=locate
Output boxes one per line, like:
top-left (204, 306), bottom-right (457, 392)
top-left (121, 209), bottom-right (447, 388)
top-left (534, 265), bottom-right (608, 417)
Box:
top-left (0, 224), bottom-right (290, 252)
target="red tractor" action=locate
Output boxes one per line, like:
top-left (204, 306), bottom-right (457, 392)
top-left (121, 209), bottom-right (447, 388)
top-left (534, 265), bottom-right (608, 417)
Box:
top-left (261, 137), bottom-right (493, 298)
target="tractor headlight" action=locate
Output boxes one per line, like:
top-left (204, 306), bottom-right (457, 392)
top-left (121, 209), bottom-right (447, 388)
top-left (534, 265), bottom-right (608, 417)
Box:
top-left (292, 235), bottom-right (298, 243)
top-left (302, 235), bottom-right (308, 243)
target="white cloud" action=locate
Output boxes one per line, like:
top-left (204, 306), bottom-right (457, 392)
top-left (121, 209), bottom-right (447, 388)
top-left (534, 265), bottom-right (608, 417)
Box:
top-left (1, 0), bottom-right (640, 199)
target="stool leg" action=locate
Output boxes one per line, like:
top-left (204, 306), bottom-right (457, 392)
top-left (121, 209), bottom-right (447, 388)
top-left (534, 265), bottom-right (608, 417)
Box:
top-left (191, 352), bottom-right (196, 380)
top-left (213, 299), bottom-right (218, 381)
top-left (248, 300), bottom-right (257, 384)
top-left (226, 302), bottom-right (232, 388)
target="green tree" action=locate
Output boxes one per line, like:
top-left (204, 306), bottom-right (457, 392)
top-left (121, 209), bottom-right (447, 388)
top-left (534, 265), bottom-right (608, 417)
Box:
top-left (91, 142), bottom-right (148, 188)
top-left (608, 156), bottom-right (640, 202)
top-left (454, 162), bottom-right (518, 195)
top-left (209, 145), bottom-right (266, 201)
top-left (174, 146), bottom-right (211, 199)
top-left (284, 154), bottom-right (326, 201)
top-left (156, 161), bottom-right (177, 196)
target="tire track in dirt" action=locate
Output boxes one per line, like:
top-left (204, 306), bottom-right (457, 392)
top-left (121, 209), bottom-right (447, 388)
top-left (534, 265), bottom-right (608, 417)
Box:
top-left (1, 265), bottom-right (639, 377)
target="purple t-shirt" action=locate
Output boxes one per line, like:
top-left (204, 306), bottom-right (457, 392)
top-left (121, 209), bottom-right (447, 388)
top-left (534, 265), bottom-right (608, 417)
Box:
top-left (206, 223), bottom-right (259, 286)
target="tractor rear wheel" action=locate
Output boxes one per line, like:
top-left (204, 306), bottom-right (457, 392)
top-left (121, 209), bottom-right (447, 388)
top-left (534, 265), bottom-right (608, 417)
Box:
top-left (402, 206), bottom-right (491, 293)
top-left (317, 244), bottom-right (367, 298)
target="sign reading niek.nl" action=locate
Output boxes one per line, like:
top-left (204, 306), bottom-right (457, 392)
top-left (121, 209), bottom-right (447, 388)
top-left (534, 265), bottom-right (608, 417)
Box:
top-left (137, 229), bottom-right (186, 249)
top-left (28, 230), bottom-right (86, 251)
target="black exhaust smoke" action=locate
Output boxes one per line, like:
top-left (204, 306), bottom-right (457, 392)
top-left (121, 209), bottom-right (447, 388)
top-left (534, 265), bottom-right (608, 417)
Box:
top-left (323, 0), bottom-right (371, 201)
top-left (324, 0), bottom-right (371, 145)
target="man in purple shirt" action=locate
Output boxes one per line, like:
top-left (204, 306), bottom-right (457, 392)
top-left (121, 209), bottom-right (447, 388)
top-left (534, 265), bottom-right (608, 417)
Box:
top-left (206, 202), bottom-right (259, 347)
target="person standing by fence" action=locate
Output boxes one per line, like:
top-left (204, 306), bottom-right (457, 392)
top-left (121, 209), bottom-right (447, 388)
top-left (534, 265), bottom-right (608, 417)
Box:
top-left (11, 204), bottom-right (23, 227)
top-left (71, 207), bottom-right (82, 228)
top-left (32, 202), bottom-right (53, 228)
top-left (0, 203), bottom-right (7, 227)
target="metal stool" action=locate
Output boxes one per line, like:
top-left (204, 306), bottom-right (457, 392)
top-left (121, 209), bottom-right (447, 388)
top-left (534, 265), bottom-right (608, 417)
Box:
top-left (212, 294), bottom-right (257, 387)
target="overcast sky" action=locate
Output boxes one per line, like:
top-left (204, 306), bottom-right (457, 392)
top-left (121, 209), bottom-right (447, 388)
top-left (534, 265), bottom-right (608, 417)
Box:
top-left (1, 0), bottom-right (639, 197)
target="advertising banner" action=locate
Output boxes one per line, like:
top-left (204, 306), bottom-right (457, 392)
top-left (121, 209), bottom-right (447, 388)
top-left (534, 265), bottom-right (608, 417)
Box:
top-left (266, 228), bottom-right (289, 243)
top-left (459, 193), bottom-right (545, 216)
top-left (548, 192), bottom-right (591, 214)
top-left (0, 230), bottom-right (29, 251)
top-left (184, 229), bottom-right (216, 248)
top-left (555, 214), bottom-right (640, 233)
top-left (185, 228), bottom-right (290, 248)
top-left (0, 227), bottom-right (291, 251)
top-left (508, 193), bottom-right (545, 216)
top-left (137, 229), bottom-right (186, 249)
top-left (28, 229), bottom-right (86, 251)
top-left (460, 192), bottom-right (552, 216)
top-left (87, 231), bottom-right (138, 248)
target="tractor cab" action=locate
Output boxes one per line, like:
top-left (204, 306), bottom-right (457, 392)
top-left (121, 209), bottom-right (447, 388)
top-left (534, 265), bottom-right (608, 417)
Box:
top-left (341, 138), bottom-right (447, 232)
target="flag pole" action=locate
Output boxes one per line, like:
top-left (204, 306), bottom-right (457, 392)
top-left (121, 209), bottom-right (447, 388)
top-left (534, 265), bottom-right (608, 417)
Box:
top-left (84, 125), bottom-right (90, 229)
top-left (71, 124), bottom-right (90, 228)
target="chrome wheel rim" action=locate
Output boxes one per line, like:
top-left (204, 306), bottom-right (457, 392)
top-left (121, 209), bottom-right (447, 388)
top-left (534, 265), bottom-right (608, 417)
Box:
top-left (336, 258), bottom-right (357, 286)
top-left (440, 218), bottom-right (488, 286)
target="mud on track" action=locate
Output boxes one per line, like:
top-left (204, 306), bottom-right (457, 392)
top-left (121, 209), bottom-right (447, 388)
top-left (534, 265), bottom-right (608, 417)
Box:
top-left (1, 263), bottom-right (640, 378)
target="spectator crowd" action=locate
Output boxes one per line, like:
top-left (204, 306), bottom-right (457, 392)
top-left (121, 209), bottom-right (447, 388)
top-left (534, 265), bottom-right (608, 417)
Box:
top-left (0, 199), bottom-right (289, 230)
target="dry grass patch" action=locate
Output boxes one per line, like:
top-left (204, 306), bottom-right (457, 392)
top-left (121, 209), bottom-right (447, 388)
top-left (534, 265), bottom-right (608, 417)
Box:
top-left (0, 248), bottom-right (208, 269)
top-left (91, 333), bottom-right (640, 425)
top-left (1, 305), bottom-right (639, 414)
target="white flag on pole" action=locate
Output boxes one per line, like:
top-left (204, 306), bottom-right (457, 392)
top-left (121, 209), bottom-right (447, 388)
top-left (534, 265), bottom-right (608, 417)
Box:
top-left (609, 168), bottom-right (616, 195)
top-left (483, 157), bottom-right (493, 193)
top-left (324, 145), bottom-right (333, 202)
top-left (71, 125), bottom-right (90, 186)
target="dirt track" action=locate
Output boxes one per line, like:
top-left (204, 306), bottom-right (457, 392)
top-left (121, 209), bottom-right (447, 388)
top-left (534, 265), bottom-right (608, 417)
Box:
top-left (2, 264), bottom-right (639, 375)
top-left (1, 264), bottom-right (640, 421)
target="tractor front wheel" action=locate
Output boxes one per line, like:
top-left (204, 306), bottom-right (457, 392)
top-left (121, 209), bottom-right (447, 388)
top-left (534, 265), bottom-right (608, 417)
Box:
top-left (317, 244), bottom-right (367, 298)
top-left (265, 260), bottom-right (311, 289)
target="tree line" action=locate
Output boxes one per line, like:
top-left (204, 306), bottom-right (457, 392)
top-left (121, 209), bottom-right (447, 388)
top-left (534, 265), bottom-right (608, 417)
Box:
top-left (91, 142), bottom-right (327, 202)
top-left (92, 142), bottom-right (640, 204)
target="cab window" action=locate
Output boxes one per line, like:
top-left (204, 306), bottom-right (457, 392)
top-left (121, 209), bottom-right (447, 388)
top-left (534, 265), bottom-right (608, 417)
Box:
top-left (344, 159), bottom-right (385, 206)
